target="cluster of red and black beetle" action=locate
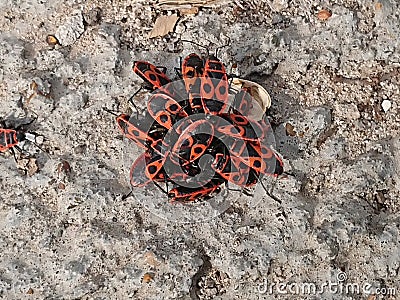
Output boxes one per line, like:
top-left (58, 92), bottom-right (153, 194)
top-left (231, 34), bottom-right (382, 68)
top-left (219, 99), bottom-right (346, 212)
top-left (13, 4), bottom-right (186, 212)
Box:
top-left (109, 52), bottom-right (284, 202)
top-left (0, 50), bottom-right (284, 203)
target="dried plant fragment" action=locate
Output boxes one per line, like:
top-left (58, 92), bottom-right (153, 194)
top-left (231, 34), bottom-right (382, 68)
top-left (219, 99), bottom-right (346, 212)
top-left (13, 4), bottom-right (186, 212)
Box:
top-left (317, 9), bottom-right (332, 21)
top-left (149, 14), bottom-right (179, 38)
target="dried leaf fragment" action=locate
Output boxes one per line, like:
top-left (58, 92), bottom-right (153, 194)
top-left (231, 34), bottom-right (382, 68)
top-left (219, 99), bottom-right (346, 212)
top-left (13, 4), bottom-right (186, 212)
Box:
top-left (157, 0), bottom-right (229, 9)
top-left (17, 157), bottom-right (39, 176)
top-left (149, 14), bottom-right (179, 38)
top-left (179, 7), bottom-right (199, 15)
top-left (317, 9), bottom-right (332, 21)
top-left (142, 272), bottom-right (155, 283)
top-left (285, 123), bottom-right (296, 136)
top-left (26, 158), bottom-right (39, 176)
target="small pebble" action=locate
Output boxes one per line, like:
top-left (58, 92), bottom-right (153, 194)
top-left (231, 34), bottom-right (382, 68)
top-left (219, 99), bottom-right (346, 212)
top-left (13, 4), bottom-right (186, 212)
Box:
top-left (317, 9), bottom-right (332, 21)
top-left (46, 35), bottom-right (59, 46)
top-left (381, 99), bottom-right (391, 112)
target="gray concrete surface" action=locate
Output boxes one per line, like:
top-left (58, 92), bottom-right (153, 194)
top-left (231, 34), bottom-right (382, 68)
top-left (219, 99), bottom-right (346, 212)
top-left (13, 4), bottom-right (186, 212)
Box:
top-left (0, 0), bottom-right (399, 299)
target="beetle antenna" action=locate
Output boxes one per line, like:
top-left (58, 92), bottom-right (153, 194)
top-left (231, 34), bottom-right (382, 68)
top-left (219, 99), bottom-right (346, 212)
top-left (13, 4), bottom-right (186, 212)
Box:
top-left (102, 107), bottom-right (120, 117)
top-left (180, 39), bottom-right (210, 57)
top-left (128, 87), bottom-right (143, 119)
top-left (258, 176), bottom-right (281, 204)
top-left (31, 141), bottom-right (50, 157)
top-left (27, 109), bottom-right (38, 122)
top-left (14, 145), bottom-right (28, 156)
top-left (153, 181), bottom-right (168, 195)
top-left (122, 189), bottom-right (133, 200)
top-left (10, 148), bottom-right (18, 164)
top-left (215, 37), bottom-right (231, 57)
top-left (282, 171), bottom-right (295, 177)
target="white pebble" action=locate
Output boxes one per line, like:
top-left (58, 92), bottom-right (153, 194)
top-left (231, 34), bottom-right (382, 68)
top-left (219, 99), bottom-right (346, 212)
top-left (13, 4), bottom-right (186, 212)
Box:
top-left (381, 99), bottom-right (391, 112)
